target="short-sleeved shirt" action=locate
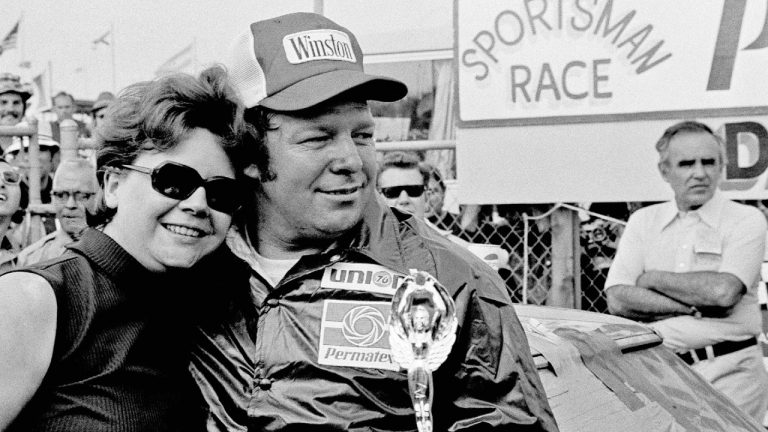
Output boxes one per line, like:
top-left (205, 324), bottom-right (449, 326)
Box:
top-left (15, 229), bottom-right (74, 267)
top-left (605, 191), bottom-right (766, 350)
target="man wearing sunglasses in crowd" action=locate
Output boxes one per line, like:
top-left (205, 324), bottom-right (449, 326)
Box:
top-left (190, 12), bottom-right (558, 432)
top-left (14, 158), bottom-right (97, 267)
top-left (378, 151), bottom-right (470, 246)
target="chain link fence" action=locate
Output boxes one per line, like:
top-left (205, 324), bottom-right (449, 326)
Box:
top-left (377, 145), bottom-right (642, 314)
top-left (427, 201), bottom-right (626, 313)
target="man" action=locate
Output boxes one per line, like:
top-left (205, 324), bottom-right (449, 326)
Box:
top-left (377, 151), bottom-right (430, 219)
top-left (424, 164), bottom-right (462, 235)
top-left (0, 73), bottom-right (32, 152)
top-left (5, 132), bottom-right (59, 205)
top-left (49, 91), bottom-right (90, 141)
top-left (14, 158), bottom-right (97, 266)
top-left (90, 91), bottom-right (115, 131)
top-left (605, 120), bottom-right (768, 422)
top-left (191, 12), bottom-right (558, 432)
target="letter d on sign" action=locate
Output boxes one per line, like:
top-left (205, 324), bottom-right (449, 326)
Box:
top-left (721, 122), bottom-right (768, 191)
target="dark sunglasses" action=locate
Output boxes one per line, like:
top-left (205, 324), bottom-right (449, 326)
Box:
top-left (120, 161), bottom-right (243, 214)
top-left (380, 185), bottom-right (425, 199)
top-left (0, 170), bottom-right (21, 186)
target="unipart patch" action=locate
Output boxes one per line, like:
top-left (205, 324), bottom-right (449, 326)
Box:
top-left (321, 263), bottom-right (405, 295)
top-left (282, 29), bottom-right (357, 64)
top-left (318, 300), bottom-right (399, 371)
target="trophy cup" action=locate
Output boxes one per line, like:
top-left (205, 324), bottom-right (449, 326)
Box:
top-left (389, 269), bottom-right (457, 432)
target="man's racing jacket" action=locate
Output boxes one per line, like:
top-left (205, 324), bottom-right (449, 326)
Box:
top-left (190, 198), bottom-right (558, 431)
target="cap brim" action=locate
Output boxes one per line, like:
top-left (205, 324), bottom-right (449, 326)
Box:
top-left (259, 69), bottom-right (408, 111)
top-left (0, 90), bottom-right (32, 102)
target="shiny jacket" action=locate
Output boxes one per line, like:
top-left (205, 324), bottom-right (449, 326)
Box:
top-left (191, 198), bottom-right (559, 431)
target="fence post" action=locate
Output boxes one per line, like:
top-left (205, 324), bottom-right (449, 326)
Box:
top-left (547, 207), bottom-right (577, 308)
top-left (58, 119), bottom-right (79, 162)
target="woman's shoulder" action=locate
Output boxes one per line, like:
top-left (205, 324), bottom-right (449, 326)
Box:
top-left (0, 272), bottom-right (57, 347)
top-left (0, 271), bottom-right (56, 314)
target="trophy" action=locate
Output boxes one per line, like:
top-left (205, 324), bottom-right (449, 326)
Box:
top-left (389, 269), bottom-right (458, 432)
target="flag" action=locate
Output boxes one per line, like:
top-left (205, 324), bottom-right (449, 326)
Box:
top-left (0, 21), bottom-right (19, 56)
top-left (92, 30), bottom-right (111, 48)
top-left (155, 42), bottom-right (195, 76)
top-left (32, 69), bottom-right (51, 113)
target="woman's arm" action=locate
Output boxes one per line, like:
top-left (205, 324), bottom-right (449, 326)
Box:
top-left (0, 272), bottom-right (57, 430)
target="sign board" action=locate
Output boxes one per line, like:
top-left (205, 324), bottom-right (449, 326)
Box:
top-left (455, 0), bottom-right (768, 203)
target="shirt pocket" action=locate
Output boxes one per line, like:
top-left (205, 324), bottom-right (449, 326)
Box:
top-left (693, 228), bottom-right (722, 271)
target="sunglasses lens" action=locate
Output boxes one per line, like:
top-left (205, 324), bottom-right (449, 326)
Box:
top-left (204, 178), bottom-right (242, 214)
top-left (2, 171), bottom-right (20, 185)
top-left (152, 162), bottom-right (200, 200)
top-left (381, 185), bottom-right (424, 199)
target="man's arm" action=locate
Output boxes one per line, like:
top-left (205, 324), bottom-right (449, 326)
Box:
top-left (605, 283), bottom-right (692, 322)
top-left (636, 270), bottom-right (744, 310)
top-left (0, 272), bottom-right (57, 430)
top-left (437, 273), bottom-right (559, 431)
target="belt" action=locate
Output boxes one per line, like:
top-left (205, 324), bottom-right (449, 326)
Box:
top-left (676, 337), bottom-right (758, 365)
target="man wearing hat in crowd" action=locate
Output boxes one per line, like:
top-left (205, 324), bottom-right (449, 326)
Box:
top-left (89, 91), bottom-right (115, 132)
top-left (0, 73), bottom-right (33, 153)
top-left (190, 12), bottom-right (558, 432)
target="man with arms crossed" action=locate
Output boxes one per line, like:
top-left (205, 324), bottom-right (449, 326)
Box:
top-left (191, 12), bottom-right (557, 432)
top-left (605, 120), bottom-right (768, 422)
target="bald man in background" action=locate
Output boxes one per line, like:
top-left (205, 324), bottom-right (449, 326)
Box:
top-left (15, 158), bottom-right (97, 267)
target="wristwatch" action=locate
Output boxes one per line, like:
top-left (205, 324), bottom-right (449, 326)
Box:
top-left (689, 305), bottom-right (702, 319)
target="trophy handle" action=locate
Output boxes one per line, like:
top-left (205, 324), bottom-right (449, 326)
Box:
top-left (408, 361), bottom-right (433, 432)
top-left (390, 269), bottom-right (458, 432)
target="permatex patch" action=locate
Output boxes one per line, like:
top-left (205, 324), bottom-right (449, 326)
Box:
top-left (320, 262), bottom-right (405, 295)
top-left (318, 300), bottom-right (400, 371)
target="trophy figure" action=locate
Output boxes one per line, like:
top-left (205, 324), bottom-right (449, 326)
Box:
top-left (389, 269), bottom-right (457, 432)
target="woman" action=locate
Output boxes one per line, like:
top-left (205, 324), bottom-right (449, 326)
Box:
top-left (0, 158), bottom-right (26, 270)
top-left (0, 66), bottom-right (248, 431)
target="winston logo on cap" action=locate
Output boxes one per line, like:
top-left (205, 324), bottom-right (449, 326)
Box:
top-left (283, 29), bottom-right (356, 64)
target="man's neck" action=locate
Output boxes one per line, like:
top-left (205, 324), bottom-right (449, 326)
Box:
top-left (246, 220), bottom-right (333, 260)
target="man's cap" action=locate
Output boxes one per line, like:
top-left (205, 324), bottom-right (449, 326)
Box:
top-left (0, 73), bottom-right (33, 101)
top-left (5, 121), bottom-right (60, 153)
top-left (225, 12), bottom-right (408, 111)
top-left (91, 91), bottom-right (115, 113)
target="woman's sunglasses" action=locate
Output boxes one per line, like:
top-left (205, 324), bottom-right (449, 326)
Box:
top-left (0, 170), bottom-right (21, 186)
top-left (379, 185), bottom-right (425, 199)
top-left (120, 161), bottom-right (243, 214)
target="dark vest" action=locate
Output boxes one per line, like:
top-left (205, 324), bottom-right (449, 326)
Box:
top-left (7, 228), bottom-right (214, 431)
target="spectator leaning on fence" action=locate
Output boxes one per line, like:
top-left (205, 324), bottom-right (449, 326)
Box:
top-left (189, 12), bottom-right (558, 431)
top-left (604, 120), bottom-right (768, 422)
top-left (14, 158), bottom-right (98, 267)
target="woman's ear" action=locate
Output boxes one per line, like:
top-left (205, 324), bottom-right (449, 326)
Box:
top-left (102, 168), bottom-right (122, 210)
top-left (243, 164), bottom-right (260, 181)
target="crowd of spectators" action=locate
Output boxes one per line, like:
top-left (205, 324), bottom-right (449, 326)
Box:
top-left (0, 72), bottom-right (112, 269)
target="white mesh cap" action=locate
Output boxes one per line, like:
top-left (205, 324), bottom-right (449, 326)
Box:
top-left (223, 13), bottom-right (407, 111)
top-left (225, 29), bottom-right (267, 109)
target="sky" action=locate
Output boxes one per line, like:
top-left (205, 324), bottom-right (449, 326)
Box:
top-left (0, 0), bottom-right (452, 110)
